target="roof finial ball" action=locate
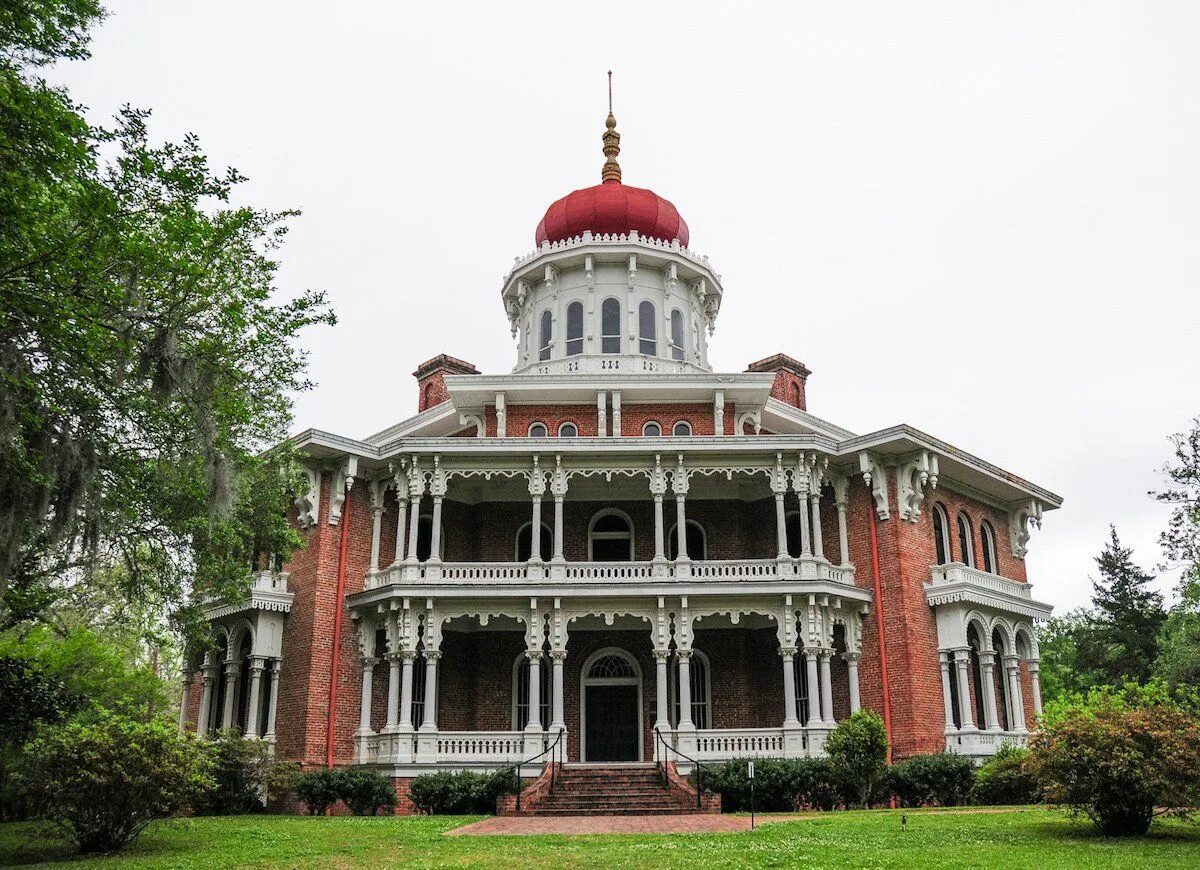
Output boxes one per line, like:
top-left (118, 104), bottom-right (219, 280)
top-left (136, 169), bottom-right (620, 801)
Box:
top-left (602, 70), bottom-right (622, 184)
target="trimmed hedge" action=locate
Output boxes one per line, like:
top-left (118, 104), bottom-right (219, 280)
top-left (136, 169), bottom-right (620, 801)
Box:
top-left (408, 769), bottom-right (519, 815)
top-left (294, 768), bottom-right (396, 816)
top-left (887, 752), bottom-right (976, 807)
top-left (971, 744), bottom-right (1039, 806)
top-left (699, 758), bottom-right (848, 812)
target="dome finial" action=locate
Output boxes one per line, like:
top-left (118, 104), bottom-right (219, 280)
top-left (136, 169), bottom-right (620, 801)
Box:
top-left (602, 70), bottom-right (622, 184)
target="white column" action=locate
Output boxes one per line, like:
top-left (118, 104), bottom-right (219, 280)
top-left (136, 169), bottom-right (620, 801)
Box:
top-left (979, 651), bottom-right (1001, 731)
top-left (713, 390), bottom-right (725, 435)
top-left (245, 657), bottom-right (265, 738)
top-left (804, 649), bottom-right (821, 726)
top-left (654, 650), bottom-right (671, 733)
top-left (836, 502), bottom-right (850, 566)
top-left (419, 651), bottom-right (439, 731)
top-left (550, 650), bottom-right (567, 733)
top-left (428, 496), bottom-right (443, 563)
top-left (939, 652), bottom-right (956, 732)
top-left (552, 495), bottom-right (565, 563)
top-left (398, 653), bottom-right (416, 729)
top-left (674, 495), bottom-right (688, 563)
top-left (819, 651), bottom-right (835, 724)
top-left (1005, 656), bottom-right (1026, 732)
top-left (358, 657), bottom-right (377, 735)
top-left (810, 494), bottom-right (825, 560)
top-left (798, 495), bottom-right (812, 557)
top-left (393, 492), bottom-right (408, 564)
top-left (385, 654), bottom-right (401, 731)
top-left (774, 493), bottom-right (789, 558)
top-left (265, 660), bottom-right (280, 746)
top-left (405, 495), bottom-right (422, 563)
top-left (220, 660), bottom-right (238, 731)
top-left (1028, 661), bottom-right (1043, 718)
top-left (197, 666), bottom-right (217, 737)
top-left (369, 505), bottom-right (384, 571)
top-left (597, 391), bottom-right (607, 437)
top-left (953, 650), bottom-right (975, 730)
top-left (529, 495), bottom-right (543, 563)
top-left (845, 652), bottom-right (861, 713)
top-left (525, 652), bottom-right (542, 731)
top-left (611, 391), bottom-right (621, 436)
top-left (781, 649), bottom-right (800, 726)
top-left (676, 651), bottom-right (695, 730)
top-left (178, 674), bottom-right (193, 732)
top-left (653, 495), bottom-right (666, 561)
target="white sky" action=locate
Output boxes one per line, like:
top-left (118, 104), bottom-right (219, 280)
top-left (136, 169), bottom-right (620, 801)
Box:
top-left (52, 1), bottom-right (1200, 613)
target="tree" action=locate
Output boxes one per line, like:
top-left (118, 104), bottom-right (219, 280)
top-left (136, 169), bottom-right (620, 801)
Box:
top-left (16, 712), bottom-right (214, 853)
top-left (1152, 418), bottom-right (1200, 688)
top-left (1036, 609), bottom-right (1108, 703)
top-left (824, 710), bottom-right (889, 808)
top-left (1027, 683), bottom-right (1200, 836)
top-left (1088, 527), bottom-right (1165, 685)
top-left (1, 1), bottom-right (334, 640)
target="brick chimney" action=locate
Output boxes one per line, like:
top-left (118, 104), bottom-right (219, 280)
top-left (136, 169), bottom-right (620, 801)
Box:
top-left (413, 354), bottom-right (479, 412)
top-left (745, 353), bottom-right (812, 411)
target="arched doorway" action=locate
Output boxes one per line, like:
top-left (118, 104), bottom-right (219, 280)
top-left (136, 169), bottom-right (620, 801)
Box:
top-left (580, 648), bottom-right (642, 762)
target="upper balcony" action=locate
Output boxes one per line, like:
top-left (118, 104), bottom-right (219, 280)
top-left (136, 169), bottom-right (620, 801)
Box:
top-left (925, 563), bottom-right (1051, 620)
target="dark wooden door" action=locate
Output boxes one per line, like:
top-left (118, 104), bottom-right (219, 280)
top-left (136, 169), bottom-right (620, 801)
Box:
top-left (585, 685), bottom-right (639, 761)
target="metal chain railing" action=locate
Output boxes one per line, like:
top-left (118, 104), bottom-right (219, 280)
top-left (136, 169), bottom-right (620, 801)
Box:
top-left (653, 727), bottom-right (703, 809)
top-left (505, 727), bottom-right (564, 813)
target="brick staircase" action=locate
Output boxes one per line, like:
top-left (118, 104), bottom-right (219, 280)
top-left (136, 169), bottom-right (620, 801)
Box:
top-left (502, 763), bottom-right (720, 816)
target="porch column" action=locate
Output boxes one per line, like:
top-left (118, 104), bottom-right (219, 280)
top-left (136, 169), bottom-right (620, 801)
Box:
top-left (833, 478), bottom-right (851, 566)
top-left (810, 494), bottom-right (825, 560)
top-left (804, 648), bottom-right (821, 726)
top-left (674, 495), bottom-right (688, 562)
top-left (1028, 661), bottom-right (1043, 718)
top-left (552, 494), bottom-right (565, 563)
top-left (369, 500), bottom-right (384, 572)
top-left (265, 660), bottom-right (280, 747)
top-left (939, 651), bottom-right (956, 732)
top-left (177, 676), bottom-right (192, 729)
top-left (399, 652), bottom-right (416, 729)
top-left (798, 492), bottom-right (812, 557)
top-left (530, 494), bottom-right (543, 564)
top-left (653, 495), bottom-right (666, 561)
top-left (953, 649), bottom-right (976, 730)
top-left (550, 650), bottom-right (567, 733)
top-left (358, 657), bottom-right (377, 736)
top-left (845, 652), bottom-right (861, 713)
top-left (405, 495), bottom-right (422, 564)
top-left (393, 481), bottom-right (408, 564)
top-left (220, 659), bottom-right (238, 731)
top-left (419, 651), bottom-right (440, 731)
top-left (1004, 655), bottom-right (1026, 732)
top-left (774, 492), bottom-right (789, 559)
top-left (197, 664), bottom-right (217, 737)
top-left (525, 651), bottom-right (542, 731)
top-left (781, 648), bottom-right (800, 726)
top-left (819, 650), bottom-right (835, 724)
top-left (385, 653), bottom-right (401, 731)
top-left (245, 657), bottom-right (265, 738)
top-left (978, 651), bottom-right (1001, 731)
top-left (672, 459), bottom-right (690, 577)
top-left (428, 495), bottom-right (443, 564)
top-left (653, 650), bottom-right (671, 734)
top-left (676, 650), bottom-right (695, 730)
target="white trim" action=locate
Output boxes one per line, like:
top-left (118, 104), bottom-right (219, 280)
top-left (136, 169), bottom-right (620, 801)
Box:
top-left (579, 647), bottom-right (644, 762)
top-left (587, 508), bottom-right (635, 561)
top-left (642, 420), bottom-right (663, 437)
top-left (672, 420), bottom-right (693, 437)
top-left (557, 421), bottom-right (579, 438)
top-left (527, 422), bottom-right (548, 438)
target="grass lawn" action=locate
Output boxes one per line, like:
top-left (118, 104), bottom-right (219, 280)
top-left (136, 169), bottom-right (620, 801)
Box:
top-left (1, 808), bottom-right (1198, 869)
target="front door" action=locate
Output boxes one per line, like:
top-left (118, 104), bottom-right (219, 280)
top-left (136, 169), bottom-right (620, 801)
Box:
top-left (585, 685), bottom-right (639, 761)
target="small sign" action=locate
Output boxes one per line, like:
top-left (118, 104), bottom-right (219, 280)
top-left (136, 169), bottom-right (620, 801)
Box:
top-left (748, 760), bottom-right (755, 779)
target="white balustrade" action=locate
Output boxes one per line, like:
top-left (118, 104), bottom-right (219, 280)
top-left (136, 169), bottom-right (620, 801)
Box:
top-left (563, 561), bottom-right (657, 582)
top-left (692, 728), bottom-right (787, 760)
top-left (930, 564), bottom-right (1032, 599)
top-left (435, 731), bottom-right (531, 762)
top-left (945, 728), bottom-right (1028, 757)
top-left (689, 559), bottom-right (776, 581)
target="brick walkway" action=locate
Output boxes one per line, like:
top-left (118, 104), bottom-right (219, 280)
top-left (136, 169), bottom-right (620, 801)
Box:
top-left (447, 814), bottom-right (753, 836)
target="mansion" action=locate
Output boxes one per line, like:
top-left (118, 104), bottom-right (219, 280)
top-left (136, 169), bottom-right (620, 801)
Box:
top-left (181, 103), bottom-right (1060, 813)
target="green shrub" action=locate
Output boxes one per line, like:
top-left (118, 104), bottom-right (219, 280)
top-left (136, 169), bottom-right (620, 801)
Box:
top-left (192, 730), bottom-right (292, 815)
top-left (698, 757), bottom-right (844, 812)
top-left (408, 769), bottom-right (518, 815)
top-left (1028, 686), bottom-right (1200, 836)
top-left (971, 744), bottom-right (1038, 805)
top-left (15, 712), bottom-right (213, 854)
top-left (887, 752), bottom-right (976, 807)
top-left (295, 769), bottom-right (341, 816)
top-left (825, 710), bottom-right (889, 807)
top-left (339, 768), bottom-right (397, 816)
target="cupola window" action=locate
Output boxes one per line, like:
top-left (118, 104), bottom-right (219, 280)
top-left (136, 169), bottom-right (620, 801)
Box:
top-left (566, 301), bottom-right (583, 356)
top-left (670, 309), bottom-right (685, 361)
top-left (601, 298), bottom-right (621, 354)
top-left (638, 300), bottom-right (657, 356)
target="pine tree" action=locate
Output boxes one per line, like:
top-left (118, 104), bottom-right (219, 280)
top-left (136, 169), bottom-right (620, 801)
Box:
top-left (1088, 526), bottom-right (1166, 684)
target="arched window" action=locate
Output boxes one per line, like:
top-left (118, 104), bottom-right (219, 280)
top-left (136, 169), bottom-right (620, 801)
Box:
top-left (538, 310), bottom-right (552, 361)
top-left (992, 628), bottom-right (1010, 730)
top-left (670, 309), bottom-right (685, 361)
top-left (528, 422), bottom-right (548, 438)
top-left (667, 520), bottom-right (707, 560)
top-left (558, 422), bottom-right (578, 437)
top-left (672, 421), bottom-right (692, 437)
top-left (411, 647), bottom-right (427, 725)
top-left (638, 300), bottom-right (657, 355)
top-left (980, 521), bottom-right (997, 574)
top-left (642, 421), bottom-right (662, 437)
top-left (956, 512), bottom-right (975, 567)
top-left (513, 652), bottom-right (552, 730)
top-left (968, 625), bottom-right (986, 727)
top-left (589, 510), bottom-right (633, 561)
top-left (601, 298), bottom-right (621, 354)
top-left (946, 652), bottom-right (961, 729)
top-left (795, 647), bottom-right (811, 720)
top-left (672, 649), bottom-right (711, 729)
top-left (932, 504), bottom-right (951, 565)
top-left (589, 653), bottom-right (637, 679)
top-left (415, 515), bottom-right (444, 561)
top-left (565, 301), bottom-right (583, 356)
top-left (516, 522), bottom-right (552, 562)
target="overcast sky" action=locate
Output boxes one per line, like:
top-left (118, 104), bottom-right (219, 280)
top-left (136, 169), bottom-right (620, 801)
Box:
top-left (52, 1), bottom-right (1200, 613)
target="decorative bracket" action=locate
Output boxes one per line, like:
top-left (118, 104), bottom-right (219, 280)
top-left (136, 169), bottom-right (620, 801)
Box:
top-left (294, 465), bottom-right (320, 528)
top-left (1008, 499), bottom-right (1043, 559)
top-left (328, 456), bottom-right (358, 525)
top-left (858, 452), bottom-right (890, 520)
top-left (896, 450), bottom-right (939, 523)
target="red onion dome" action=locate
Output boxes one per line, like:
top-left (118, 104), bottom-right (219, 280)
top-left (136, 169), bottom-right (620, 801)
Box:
top-left (535, 182), bottom-right (690, 247)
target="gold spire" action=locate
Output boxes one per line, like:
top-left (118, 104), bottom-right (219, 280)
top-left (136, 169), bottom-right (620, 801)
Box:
top-left (601, 70), bottom-right (622, 184)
